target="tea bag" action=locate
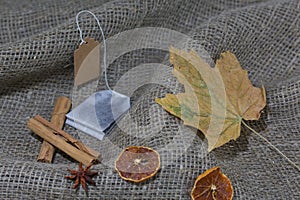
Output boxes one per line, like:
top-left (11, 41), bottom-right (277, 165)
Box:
top-left (66, 10), bottom-right (130, 140)
top-left (66, 90), bottom-right (130, 140)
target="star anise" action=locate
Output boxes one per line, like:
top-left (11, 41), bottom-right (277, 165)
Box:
top-left (65, 162), bottom-right (98, 191)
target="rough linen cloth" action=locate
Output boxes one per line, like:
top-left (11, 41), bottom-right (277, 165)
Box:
top-left (0, 0), bottom-right (299, 199)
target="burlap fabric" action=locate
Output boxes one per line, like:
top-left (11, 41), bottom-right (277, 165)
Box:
top-left (0, 0), bottom-right (299, 199)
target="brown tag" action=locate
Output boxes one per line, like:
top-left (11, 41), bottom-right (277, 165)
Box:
top-left (74, 37), bottom-right (101, 86)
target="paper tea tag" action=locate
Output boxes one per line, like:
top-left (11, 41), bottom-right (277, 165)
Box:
top-left (74, 37), bottom-right (101, 86)
top-left (66, 90), bottom-right (130, 140)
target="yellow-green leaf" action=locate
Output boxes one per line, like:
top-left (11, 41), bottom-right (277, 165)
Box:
top-left (156, 47), bottom-right (266, 151)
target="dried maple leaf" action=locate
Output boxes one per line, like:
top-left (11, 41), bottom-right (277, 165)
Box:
top-left (156, 47), bottom-right (266, 151)
top-left (65, 162), bottom-right (98, 191)
top-left (191, 166), bottom-right (233, 200)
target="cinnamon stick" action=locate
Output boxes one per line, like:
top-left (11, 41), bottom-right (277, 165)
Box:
top-left (37, 96), bottom-right (71, 163)
top-left (34, 115), bottom-right (101, 159)
top-left (28, 118), bottom-right (98, 166)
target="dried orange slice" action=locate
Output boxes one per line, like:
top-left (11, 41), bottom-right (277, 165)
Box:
top-left (115, 146), bottom-right (160, 182)
top-left (191, 167), bottom-right (233, 200)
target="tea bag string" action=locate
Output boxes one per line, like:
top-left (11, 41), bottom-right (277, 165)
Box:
top-left (75, 10), bottom-right (111, 91)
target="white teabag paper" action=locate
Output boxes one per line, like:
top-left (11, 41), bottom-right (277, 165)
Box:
top-left (66, 90), bottom-right (130, 140)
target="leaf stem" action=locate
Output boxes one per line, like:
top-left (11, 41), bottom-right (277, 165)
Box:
top-left (241, 120), bottom-right (300, 171)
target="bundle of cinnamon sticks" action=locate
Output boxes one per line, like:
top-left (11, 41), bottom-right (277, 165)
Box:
top-left (27, 96), bottom-right (101, 166)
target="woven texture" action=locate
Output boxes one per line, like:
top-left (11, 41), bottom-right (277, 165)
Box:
top-left (0, 0), bottom-right (299, 199)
